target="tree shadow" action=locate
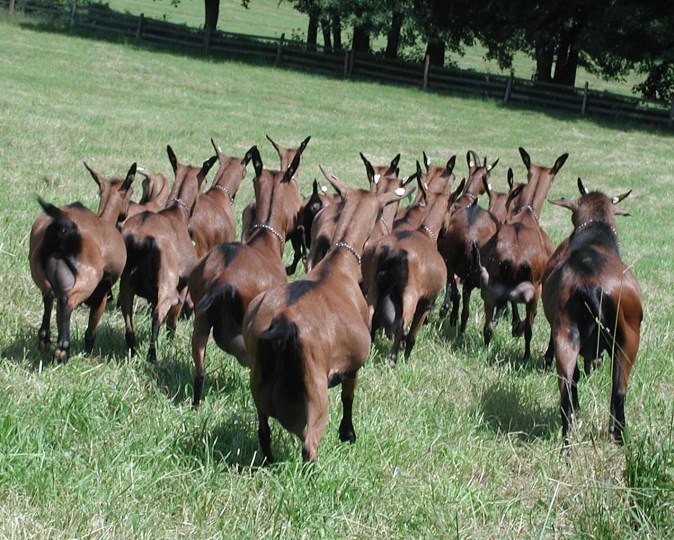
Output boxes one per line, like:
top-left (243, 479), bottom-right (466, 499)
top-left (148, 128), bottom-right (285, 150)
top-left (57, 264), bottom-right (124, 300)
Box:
top-left (476, 379), bottom-right (558, 442)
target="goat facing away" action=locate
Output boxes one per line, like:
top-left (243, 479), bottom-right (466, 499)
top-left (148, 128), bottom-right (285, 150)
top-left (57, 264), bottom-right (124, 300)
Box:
top-left (243, 169), bottom-right (410, 462)
top-left (542, 178), bottom-right (641, 448)
top-left (120, 145), bottom-right (217, 363)
top-left (188, 144), bottom-right (306, 407)
top-left (29, 162), bottom-right (136, 362)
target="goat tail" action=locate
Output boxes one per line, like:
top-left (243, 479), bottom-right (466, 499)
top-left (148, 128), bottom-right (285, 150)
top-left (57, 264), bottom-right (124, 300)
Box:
top-left (568, 285), bottom-right (619, 350)
top-left (37, 198), bottom-right (81, 283)
top-left (499, 258), bottom-right (532, 287)
top-left (373, 247), bottom-right (408, 336)
top-left (195, 283), bottom-right (245, 327)
top-left (123, 234), bottom-right (160, 300)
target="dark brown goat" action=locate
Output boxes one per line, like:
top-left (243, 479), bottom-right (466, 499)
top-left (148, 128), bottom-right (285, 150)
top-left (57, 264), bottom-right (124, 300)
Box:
top-left (29, 162), bottom-right (136, 362)
top-left (120, 145), bottom-right (217, 362)
top-left (436, 151), bottom-right (498, 331)
top-left (188, 144), bottom-right (305, 407)
top-left (243, 169), bottom-right (410, 462)
top-left (189, 139), bottom-right (255, 258)
top-left (123, 167), bottom-right (170, 223)
top-left (480, 148), bottom-right (568, 359)
top-left (366, 179), bottom-right (464, 364)
top-left (542, 178), bottom-right (641, 448)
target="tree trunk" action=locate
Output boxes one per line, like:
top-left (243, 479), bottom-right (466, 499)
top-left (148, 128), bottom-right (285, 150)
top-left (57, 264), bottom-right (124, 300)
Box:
top-left (204, 0), bottom-right (219, 31)
top-left (534, 41), bottom-right (554, 82)
top-left (332, 14), bottom-right (342, 50)
top-left (426, 40), bottom-right (445, 66)
top-left (553, 29), bottom-right (579, 86)
top-left (352, 25), bottom-right (370, 54)
top-left (307, 12), bottom-right (318, 51)
top-left (385, 11), bottom-right (404, 59)
top-left (321, 17), bottom-right (332, 50)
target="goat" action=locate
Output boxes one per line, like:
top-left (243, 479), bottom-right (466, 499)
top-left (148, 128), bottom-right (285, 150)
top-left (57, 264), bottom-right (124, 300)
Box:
top-left (188, 144), bottom-right (306, 407)
top-left (29, 162), bottom-right (136, 362)
top-left (189, 139), bottom-right (255, 258)
top-left (305, 152), bottom-right (401, 272)
top-left (542, 178), bottom-right (641, 448)
top-left (366, 179), bottom-right (464, 365)
top-left (243, 168), bottom-right (410, 462)
top-left (436, 151), bottom-right (498, 332)
top-left (479, 148), bottom-right (568, 359)
top-left (123, 167), bottom-right (170, 224)
top-left (119, 145), bottom-right (217, 362)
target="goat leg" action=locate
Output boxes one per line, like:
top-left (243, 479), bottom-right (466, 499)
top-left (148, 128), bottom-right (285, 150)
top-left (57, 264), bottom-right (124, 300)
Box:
top-left (119, 278), bottom-right (137, 357)
top-left (54, 297), bottom-right (72, 363)
top-left (38, 291), bottom-right (54, 352)
top-left (448, 278), bottom-right (460, 327)
top-left (257, 413), bottom-right (275, 465)
top-left (191, 314), bottom-right (211, 407)
top-left (338, 376), bottom-right (357, 443)
top-left (84, 287), bottom-right (109, 355)
top-left (544, 336), bottom-right (554, 371)
top-left (147, 309), bottom-right (161, 363)
top-left (438, 274), bottom-right (453, 319)
top-left (405, 301), bottom-right (430, 359)
top-left (459, 283), bottom-right (474, 334)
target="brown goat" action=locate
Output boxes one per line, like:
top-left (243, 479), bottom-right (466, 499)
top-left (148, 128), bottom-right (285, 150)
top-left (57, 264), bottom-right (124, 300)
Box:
top-left (480, 148), bottom-right (568, 359)
top-left (366, 179), bottom-right (464, 364)
top-left (305, 152), bottom-right (401, 271)
top-left (29, 162), bottom-right (136, 362)
top-left (123, 167), bottom-right (170, 223)
top-left (436, 151), bottom-right (499, 331)
top-left (120, 145), bottom-right (217, 362)
top-left (188, 144), bottom-right (306, 407)
top-left (542, 178), bottom-right (641, 448)
top-left (243, 168), bottom-right (410, 462)
top-left (189, 140), bottom-right (256, 258)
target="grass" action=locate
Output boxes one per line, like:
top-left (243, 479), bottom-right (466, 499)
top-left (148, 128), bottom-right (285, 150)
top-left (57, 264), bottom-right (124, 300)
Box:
top-left (1, 12), bottom-right (673, 539)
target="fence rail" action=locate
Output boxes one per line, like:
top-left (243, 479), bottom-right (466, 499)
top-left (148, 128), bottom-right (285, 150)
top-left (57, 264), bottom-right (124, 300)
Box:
top-left (3, 0), bottom-right (673, 128)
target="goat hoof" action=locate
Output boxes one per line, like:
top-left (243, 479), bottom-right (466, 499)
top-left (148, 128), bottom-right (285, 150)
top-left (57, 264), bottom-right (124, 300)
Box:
top-left (38, 339), bottom-right (51, 353)
top-left (339, 429), bottom-right (356, 444)
top-left (53, 349), bottom-right (68, 364)
top-left (512, 322), bottom-right (525, 337)
top-left (385, 355), bottom-right (397, 368)
top-left (439, 305), bottom-right (449, 318)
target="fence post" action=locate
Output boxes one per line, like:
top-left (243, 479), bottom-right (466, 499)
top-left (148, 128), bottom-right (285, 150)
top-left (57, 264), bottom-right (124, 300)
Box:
top-left (348, 49), bottom-right (355, 78)
top-left (9, 0), bottom-right (15, 15)
top-left (343, 49), bottom-right (349, 78)
top-left (203, 25), bottom-right (212, 53)
top-left (669, 97), bottom-right (674, 128)
top-left (135, 13), bottom-right (144, 43)
top-left (581, 81), bottom-right (589, 115)
top-left (503, 72), bottom-right (513, 103)
top-left (422, 54), bottom-right (430, 90)
top-left (69, 0), bottom-right (78, 28)
top-left (275, 33), bottom-right (284, 67)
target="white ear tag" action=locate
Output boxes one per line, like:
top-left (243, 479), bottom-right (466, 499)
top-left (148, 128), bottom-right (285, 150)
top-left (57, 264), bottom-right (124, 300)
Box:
top-left (469, 161), bottom-right (475, 167)
top-left (321, 185), bottom-right (328, 193)
top-left (395, 187), bottom-right (406, 196)
top-left (612, 196), bottom-right (619, 204)
top-left (137, 166), bottom-right (145, 172)
top-left (373, 173), bottom-right (381, 184)
top-left (423, 183), bottom-right (429, 190)
top-left (488, 183), bottom-right (493, 191)
top-left (402, 175), bottom-right (409, 182)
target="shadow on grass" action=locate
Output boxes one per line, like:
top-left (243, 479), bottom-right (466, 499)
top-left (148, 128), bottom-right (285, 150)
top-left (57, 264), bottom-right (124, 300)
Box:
top-left (477, 379), bottom-right (558, 442)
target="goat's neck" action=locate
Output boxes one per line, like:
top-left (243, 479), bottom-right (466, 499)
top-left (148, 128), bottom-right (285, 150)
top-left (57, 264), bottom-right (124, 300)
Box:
top-left (419, 198), bottom-right (448, 240)
top-left (98, 202), bottom-right (125, 225)
top-left (164, 199), bottom-right (191, 224)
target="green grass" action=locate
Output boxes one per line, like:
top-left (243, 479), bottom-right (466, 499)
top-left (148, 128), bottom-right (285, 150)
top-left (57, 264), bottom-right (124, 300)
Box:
top-left (1, 14), bottom-right (673, 538)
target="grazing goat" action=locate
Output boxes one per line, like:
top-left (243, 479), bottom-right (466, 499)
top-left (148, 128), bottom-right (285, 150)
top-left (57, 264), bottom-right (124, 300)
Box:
top-left (436, 151), bottom-right (498, 332)
top-left (189, 140), bottom-right (255, 258)
top-left (29, 162), bottom-right (136, 362)
top-left (366, 179), bottom-right (464, 365)
top-left (243, 168), bottom-right (410, 462)
top-left (542, 178), bottom-right (641, 448)
top-left (120, 145), bottom-right (217, 362)
top-left (480, 148), bottom-right (568, 359)
top-left (188, 144), bottom-right (305, 407)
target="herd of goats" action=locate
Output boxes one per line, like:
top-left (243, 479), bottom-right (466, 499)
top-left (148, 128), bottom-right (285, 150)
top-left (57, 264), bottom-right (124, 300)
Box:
top-left (28, 136), bottom-right (642, 461)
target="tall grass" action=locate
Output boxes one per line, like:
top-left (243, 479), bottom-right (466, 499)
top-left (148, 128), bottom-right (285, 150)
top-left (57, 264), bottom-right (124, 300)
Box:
top-left (0, 14), bottom-right (672, 538)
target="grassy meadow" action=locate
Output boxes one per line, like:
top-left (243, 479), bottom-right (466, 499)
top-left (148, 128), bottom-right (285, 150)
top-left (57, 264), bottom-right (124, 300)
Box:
top-left (1, 11), bottom-right (673, 539)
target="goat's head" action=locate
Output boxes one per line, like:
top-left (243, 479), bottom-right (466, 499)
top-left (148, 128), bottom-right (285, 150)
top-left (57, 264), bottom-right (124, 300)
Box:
top-left (360, 152), bottom-right (401, 193)
top-left (208, 138), bottom-right (256, 200)
top-left (165, 145), bottom-right (217, 214)
top-left (266, 135), bottom-right (311, 176)
top-left (84, 161), bottom-right (136, 222)
top-left (136, 168), bottom-right (169, 206)
top-left (549, 177), bottom-right (631, 230)
top-left (483, 167), bottom-right (524, 222)
top-left (517, 147), bottom-right (569, 214)
top-left (464, 150), bottom-right (498, 198)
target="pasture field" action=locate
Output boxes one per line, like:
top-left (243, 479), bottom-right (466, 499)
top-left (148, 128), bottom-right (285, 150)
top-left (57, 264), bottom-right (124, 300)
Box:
top-left (1, 13), bottom-right (673, 539)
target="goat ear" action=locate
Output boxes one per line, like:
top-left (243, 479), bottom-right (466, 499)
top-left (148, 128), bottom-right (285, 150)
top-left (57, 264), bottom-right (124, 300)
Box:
top-left (319, 165), bottom-right (349, 197)
top-left (265, 135), bottom-right (284, 160)
top-left (210, 138), bottom-right (224, 160)
top-left (612, 190), bottom-right (631, 204)
top-left (360, 153), bottom-right (376, 186)
top-left (507, 168), bottom-right (514, 189)
top-left (249, 146), bottom-right (263, 178)
top-left (486, 157), bottom-right (499, 172)
top-left (381, 186), bottom-right (414, 207)
top-left (444, 155), bottom-right (457, 177)
top-left (122, 163), bottom-right (137, 191)
top-left (311, 179), bottom-right (320, 196)
top-left (507, 183), bottom-right (525, 209)
top-left (242, 145), bottom-right (256, 166)
top-left (283, 150), bottom-right (302, 183)
top-left (577, 177), bottom-right (588, 195)
top-left (402, 170), bottom-right (419, 187)
top-left (385, 153), bottom-right (401, 177)
top-left (167, 145), bottom-right (178, 175)
top-left (466, 150), bottom-right (479, 170)
top-left (551, 152), bottom-right (569, 175)
top-left (482, 177), bottom-right (491, 198)
top-left (451, 178), bottom-right (466, 203)
top-left (200, 156), bottom-right (218, 179)
top-left (297, 135), bottom-right (311, 156)
top-left (416, 161), bottom-right (428, 200)
top-left (83, 161), bottom-right (103, 187)
top-left (423, 151), bottom-right (431, 172)
top-left (518, 147), bottom-right (531, 171)
top-left (548, 197), bottom-right (577, 212)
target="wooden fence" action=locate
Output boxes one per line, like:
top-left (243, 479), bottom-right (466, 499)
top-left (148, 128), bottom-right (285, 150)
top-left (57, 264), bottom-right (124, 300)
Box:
top-left (4, 0), bottom-right (674, 128)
